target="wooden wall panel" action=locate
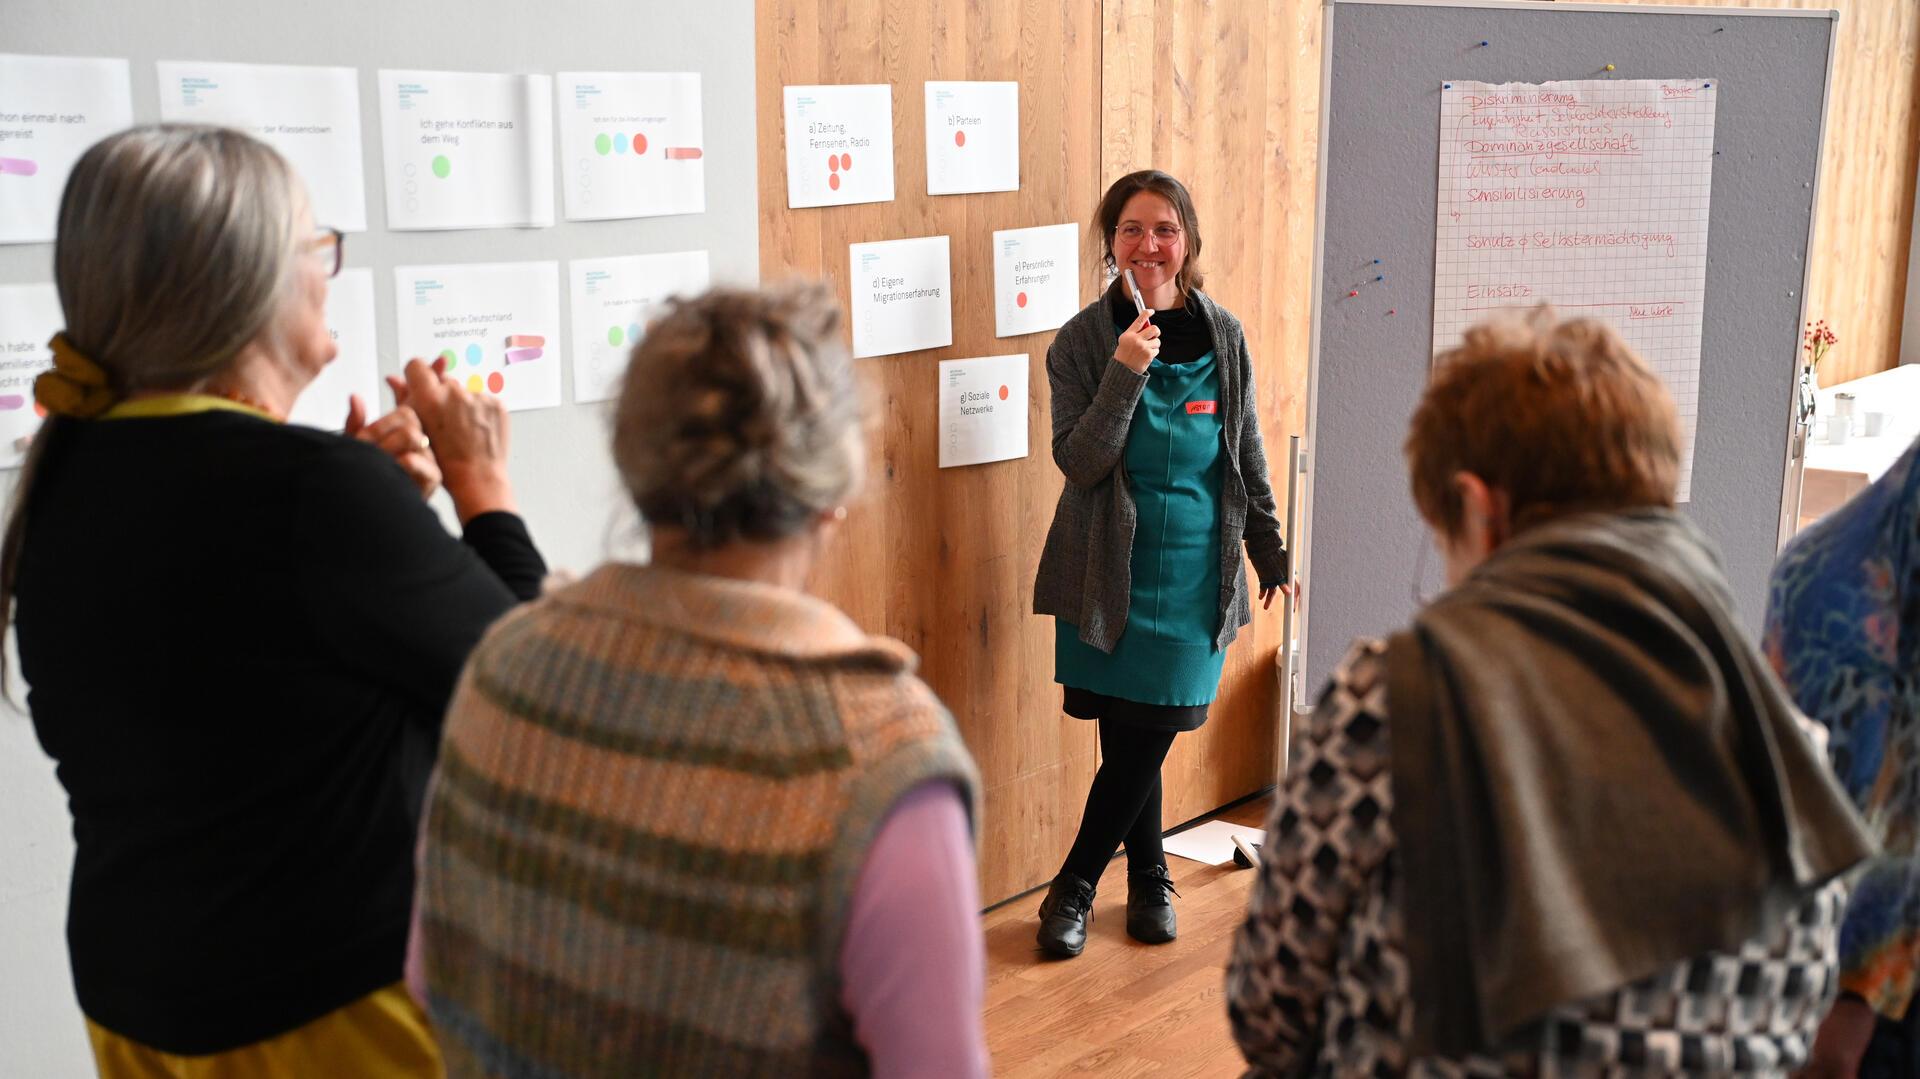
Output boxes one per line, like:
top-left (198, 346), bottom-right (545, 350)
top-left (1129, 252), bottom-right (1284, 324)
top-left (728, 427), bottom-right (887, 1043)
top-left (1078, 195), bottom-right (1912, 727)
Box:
top-left (756, 0), bottom-right (1106, 904)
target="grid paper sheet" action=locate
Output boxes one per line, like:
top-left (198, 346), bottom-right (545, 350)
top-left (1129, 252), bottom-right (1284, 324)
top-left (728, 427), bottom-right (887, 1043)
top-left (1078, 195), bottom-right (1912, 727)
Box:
top-left (1434, 79), bottom-right (1718, 501)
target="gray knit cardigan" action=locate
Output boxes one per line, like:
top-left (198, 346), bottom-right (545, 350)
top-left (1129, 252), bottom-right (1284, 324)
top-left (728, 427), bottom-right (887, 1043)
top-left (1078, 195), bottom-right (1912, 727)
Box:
top-left (1033, 288), bottom-right (1289, 654)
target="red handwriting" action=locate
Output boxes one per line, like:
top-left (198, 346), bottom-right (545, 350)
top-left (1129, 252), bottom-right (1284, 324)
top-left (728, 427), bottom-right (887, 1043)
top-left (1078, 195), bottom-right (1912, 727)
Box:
top-left (1466, 135), bottom-right (1642, 158)
top-left (1462, 300), bottom-right (1688, 314)
top-left (1466, 186), bottom-right (1587, 209)
top-left (1465, 91), bottom-right (1577, 109)
top-left (1547, 229), bottom-right (1679, 257)
top-left (1467, 161), bottom-right (1604, 179)
top-left (1629, 304), bottom-right (1677, 320)
top-left (1659, 85), bottom-right (1698, 99)
top-left (1466, 283), bottom-right (1533, 299)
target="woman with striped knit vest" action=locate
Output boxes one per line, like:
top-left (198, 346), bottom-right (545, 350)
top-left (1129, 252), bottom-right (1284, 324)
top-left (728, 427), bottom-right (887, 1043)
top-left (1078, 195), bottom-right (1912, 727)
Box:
top-left (412, 284), bottom-right (988, 1076)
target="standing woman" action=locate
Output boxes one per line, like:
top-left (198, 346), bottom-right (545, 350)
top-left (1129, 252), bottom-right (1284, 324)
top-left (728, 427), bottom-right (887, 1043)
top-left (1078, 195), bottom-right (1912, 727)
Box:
top-left (11, 125), bottom-right (544, 1075)
top-left (1031, 170), bottom-right (1289, 957)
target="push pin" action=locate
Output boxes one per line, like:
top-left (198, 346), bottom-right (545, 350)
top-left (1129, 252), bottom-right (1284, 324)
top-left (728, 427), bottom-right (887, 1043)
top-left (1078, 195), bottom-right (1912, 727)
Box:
top-left (1478, 40), bottom-right (1489, 47)
top-left (1375, 275), bottom-right (1385, 282)
top-left (1388, 309), bottom-right (1397, 316)
top-left (1605, 64), bottom-right (1616, 72)
top-left (1348, 290), bottom-right (1360, 298)
top-left (1372, 259), bottom-right (1381, 265)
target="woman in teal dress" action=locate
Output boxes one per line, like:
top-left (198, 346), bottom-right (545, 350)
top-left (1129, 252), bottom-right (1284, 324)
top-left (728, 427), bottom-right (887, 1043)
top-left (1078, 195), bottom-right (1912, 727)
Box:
top-left (1030, 171), bottom-right (1290, 957)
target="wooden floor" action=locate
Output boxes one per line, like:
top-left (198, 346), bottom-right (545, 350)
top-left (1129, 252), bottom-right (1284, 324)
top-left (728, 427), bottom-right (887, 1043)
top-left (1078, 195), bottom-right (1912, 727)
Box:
top-left (983, 798), bottom-right (1271, 1078)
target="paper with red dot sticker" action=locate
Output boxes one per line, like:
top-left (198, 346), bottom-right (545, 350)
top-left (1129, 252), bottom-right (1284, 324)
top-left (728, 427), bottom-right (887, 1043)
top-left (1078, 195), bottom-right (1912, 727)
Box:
top-left (784, 84), bottom-right (894, 209)
top-left (0, 283), bottom-right (62, 467)
top-left (393, 261), bottom-right (562, 413)
top-left (288, 269), bottom-right (380, 432)
top-left (938, 353), bottom-right (1029, 469)
top-left (993, 223), bottom-right (1080, 338)
top-left (925, 81), bottom-right (1018, 196)
top-left (556, 72), bottom-right (705, 222)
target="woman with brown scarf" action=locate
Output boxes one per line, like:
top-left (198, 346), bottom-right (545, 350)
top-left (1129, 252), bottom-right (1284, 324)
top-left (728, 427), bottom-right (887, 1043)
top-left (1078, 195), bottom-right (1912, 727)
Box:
top-left (1226, 307), bottom-right (1874, 1076)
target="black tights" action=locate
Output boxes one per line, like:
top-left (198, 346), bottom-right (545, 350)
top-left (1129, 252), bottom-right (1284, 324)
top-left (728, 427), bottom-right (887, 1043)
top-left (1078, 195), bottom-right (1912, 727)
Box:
top-left (1059, 719), bottom-right (1178, 884)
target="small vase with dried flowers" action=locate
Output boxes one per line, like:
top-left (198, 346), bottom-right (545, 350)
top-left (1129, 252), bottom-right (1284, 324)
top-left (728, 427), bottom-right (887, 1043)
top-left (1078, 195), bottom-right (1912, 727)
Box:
top-left (1799, 319), bottom-right (1838, 425)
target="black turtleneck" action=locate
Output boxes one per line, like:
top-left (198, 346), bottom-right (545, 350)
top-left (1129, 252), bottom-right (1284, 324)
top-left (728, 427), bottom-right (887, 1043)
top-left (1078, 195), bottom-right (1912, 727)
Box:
top-left (1107, 286), bottom-right (1215, 364)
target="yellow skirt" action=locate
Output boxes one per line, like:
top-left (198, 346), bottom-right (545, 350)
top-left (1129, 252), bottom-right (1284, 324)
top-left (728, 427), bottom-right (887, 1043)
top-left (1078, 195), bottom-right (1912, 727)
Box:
top-left (87, 983), bottom-right (442, 1079)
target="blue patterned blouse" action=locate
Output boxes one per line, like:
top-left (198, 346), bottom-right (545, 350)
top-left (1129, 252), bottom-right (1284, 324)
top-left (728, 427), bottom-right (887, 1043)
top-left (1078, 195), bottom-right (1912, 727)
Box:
top-left (1765, 435), bottom-right (1920, 1017)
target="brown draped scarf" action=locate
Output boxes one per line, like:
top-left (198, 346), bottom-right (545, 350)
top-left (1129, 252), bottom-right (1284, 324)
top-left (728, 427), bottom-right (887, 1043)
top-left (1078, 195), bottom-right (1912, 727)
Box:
top-left (1387, 509), bottom-right (1874, 1058)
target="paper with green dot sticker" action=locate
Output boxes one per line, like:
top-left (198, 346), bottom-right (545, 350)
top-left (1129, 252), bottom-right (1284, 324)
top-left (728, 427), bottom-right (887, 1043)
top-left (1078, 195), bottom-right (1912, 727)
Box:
top-left (556, 72), bottom-right (706, 222)
top-left (568, 251), bottom-right (711, 404)
top-left (394, 261), bottom-right (564, 413)
top-left (377, 69), bottom-right (555, 230)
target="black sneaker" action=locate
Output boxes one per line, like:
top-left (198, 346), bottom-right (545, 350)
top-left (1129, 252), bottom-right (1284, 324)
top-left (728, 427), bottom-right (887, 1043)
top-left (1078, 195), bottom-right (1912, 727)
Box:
top-left (1126, 863), bottom-right (1179, 944)
top-left (1036, 872), bottom-right (1097, 957)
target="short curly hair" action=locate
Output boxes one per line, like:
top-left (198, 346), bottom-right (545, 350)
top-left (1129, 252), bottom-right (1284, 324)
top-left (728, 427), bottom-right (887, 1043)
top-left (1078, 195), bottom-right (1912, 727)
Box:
top-left (1406, 304), bottom-right (1680, 538)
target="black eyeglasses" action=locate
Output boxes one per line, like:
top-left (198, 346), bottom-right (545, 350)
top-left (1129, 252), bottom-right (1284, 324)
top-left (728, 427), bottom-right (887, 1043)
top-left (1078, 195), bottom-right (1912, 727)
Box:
top-left (309, 227), bottom-right (344, 278)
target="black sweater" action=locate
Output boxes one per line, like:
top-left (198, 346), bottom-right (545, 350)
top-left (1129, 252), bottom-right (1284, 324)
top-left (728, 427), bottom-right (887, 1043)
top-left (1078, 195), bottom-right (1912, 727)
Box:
top-left (16, 410), bottom-right (545, 1054)
top-left (1106, 285), bottom-right (1215, 364)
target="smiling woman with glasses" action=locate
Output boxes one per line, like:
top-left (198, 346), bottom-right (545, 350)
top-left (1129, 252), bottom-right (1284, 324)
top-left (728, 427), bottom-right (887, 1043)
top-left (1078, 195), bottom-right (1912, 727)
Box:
top-left (1030, 169), bottom-right (1291, 959)
top-left (6, 124), bottom-right (548, 1076)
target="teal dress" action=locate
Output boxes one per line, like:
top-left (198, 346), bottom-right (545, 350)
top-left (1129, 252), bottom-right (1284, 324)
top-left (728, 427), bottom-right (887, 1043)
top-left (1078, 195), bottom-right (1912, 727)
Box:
top-left (1055, 348), bottom-right (1226, 715)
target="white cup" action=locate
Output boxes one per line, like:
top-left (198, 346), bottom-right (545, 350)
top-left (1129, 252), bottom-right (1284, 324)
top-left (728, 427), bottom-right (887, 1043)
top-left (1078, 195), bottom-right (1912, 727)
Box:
top-left (1865, 411), bottom-right (1888, 437)
top-left (1827, 416), bottom-right (1850, 445)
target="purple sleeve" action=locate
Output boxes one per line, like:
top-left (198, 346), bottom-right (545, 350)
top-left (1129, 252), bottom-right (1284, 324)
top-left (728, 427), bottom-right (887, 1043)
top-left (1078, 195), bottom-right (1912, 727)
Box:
top-left (405, 833), bottom-right (429, 1008)
top-left (839, 781), bottom-right (989, 1079)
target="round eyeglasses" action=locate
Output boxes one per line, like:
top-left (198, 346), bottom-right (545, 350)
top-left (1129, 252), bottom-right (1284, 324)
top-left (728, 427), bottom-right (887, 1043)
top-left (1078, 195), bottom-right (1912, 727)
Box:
top-left (1115, 223), bottom-right (1183, 244)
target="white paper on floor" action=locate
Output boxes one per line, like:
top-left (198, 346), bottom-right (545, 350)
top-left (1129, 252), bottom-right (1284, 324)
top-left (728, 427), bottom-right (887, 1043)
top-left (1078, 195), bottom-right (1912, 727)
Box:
top-left (1162, 819), bottom-right (1265, 866)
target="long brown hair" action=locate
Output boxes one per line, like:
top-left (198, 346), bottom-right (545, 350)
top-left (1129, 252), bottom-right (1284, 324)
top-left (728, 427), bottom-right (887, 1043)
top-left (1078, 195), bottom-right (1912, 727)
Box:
top-left (1, 126), bottom-right (301, 700)
top-left (1094, 169), bottom-right (1206, 297)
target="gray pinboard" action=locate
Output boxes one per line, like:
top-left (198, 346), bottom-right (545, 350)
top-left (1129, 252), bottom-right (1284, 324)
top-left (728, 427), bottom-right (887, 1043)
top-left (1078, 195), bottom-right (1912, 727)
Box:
top-left (1300, 0), bottom-right (1835, 692)
top-left (0, 0), bottom-right (760, 574)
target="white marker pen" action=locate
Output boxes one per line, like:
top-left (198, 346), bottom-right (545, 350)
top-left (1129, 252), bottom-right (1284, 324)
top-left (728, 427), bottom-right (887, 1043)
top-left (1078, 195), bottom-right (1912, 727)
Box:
top-left (1123, 268), bottom-right (1148, 316)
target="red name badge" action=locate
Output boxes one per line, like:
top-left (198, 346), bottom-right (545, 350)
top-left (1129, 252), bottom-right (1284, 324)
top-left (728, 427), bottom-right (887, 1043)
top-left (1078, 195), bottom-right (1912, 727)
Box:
top-left (1186, 400), bottom-right (1218, 415)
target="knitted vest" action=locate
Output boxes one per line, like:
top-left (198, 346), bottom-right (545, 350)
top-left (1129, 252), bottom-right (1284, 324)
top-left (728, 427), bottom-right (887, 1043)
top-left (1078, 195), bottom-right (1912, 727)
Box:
top-left (417, 564), bottom-right (981, 1077)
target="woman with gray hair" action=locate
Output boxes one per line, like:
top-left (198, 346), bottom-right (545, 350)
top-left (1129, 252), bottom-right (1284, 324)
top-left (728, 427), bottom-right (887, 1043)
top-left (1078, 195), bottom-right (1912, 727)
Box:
top-left (10, 125), bottom-right (545, 1074)
top-left (412, 284), bottom-right (988, 1077)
